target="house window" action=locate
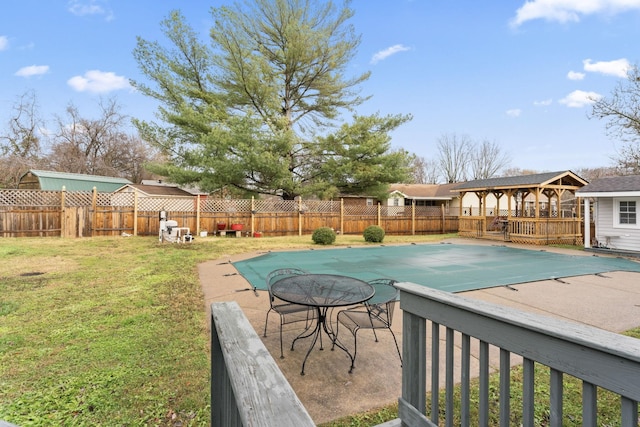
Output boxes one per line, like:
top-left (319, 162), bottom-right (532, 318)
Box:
top-left (393, 198), bottom-right (399, 207)
top-left (619, 201), bottom-right (636, 225)
top-left (366, 198), bottom-right (373, 206)
top-left (614, 198), bottom-right (638, 228)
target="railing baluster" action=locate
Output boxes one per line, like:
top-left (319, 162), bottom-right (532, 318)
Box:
top-left (499, 348), bottom-right (511, 427)
top-left (479, 341), bottom-right (489, 427)
top-left (461, 333), bottom-right (471, 427)
top-left (582, 381), bottom-right (597, 427)
top-left (522, 358), bottom-right (535, 427)
top-left (550, 368), bottom-right (563, 426)
top-left (402, 310), bottom-right (427, 423)
top-left (621, 396), bottom-right (638, 427)
top-left (445, 327), bottom-right (454, 427)
top-left (431, 321), bottom-right (440, 424)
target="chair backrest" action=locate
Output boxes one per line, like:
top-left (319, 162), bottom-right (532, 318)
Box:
top-left (366, 278), bottom-right (399, 325)
top-left (265, 268), bottom-right (308, 294)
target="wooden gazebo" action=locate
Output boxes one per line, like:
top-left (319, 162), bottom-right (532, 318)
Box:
top-left (453, 171), bottom-right (588, 245)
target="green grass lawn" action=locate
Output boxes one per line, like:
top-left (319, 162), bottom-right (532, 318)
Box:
top-left (2, 234), bottom-right (637, 426)
top-left (0, 233), bottom-right (455, 426)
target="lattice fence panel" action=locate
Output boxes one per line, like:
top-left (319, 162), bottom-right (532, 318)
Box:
top-left (383, 206), bottom-right (409, 217)
top-left (201, 198), bottom-right (252, 213)
top-left (64, 191), bottom-right (95, 207)
top-left (414, 206), bottom-right (446, 217)
top-left (344, 205), bottom-right (377, 216)
top-left (252, 199), bottom-right (297, 212)
top-left (0, 189), bottom-right (61, 207)
top-left (96, 192), bottom-right (115, 206)
top-left (301, 200), bottom-right (339, 213)
top-left (138, 197), bottom-right (195, 212)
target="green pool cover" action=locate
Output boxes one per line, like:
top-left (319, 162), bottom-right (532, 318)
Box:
top-left (232, 243), bottom-right (640, 293)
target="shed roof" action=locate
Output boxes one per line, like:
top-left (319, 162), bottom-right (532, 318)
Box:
top-left (453, 171), bottom-right (588, 192)
top-left (577, 175), bottom-right (640, 197)
top-left (19, 170), bottom-right (131, 192)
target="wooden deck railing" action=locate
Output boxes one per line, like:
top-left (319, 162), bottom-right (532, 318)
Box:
top-left (395, 282), bottom-right (640, 427)
top-left (210, 301), bottom-right (315, 426)
top-left (458, 216), bottom-right (582, 245)
top-left (210, 285), bottom-right (640, 426)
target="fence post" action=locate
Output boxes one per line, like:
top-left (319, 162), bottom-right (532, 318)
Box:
top-left (441, 204), bottom-right (445, 234)
top-left (340, 198), bottom-right (344, 234)
top-left (251, 196), bottom-right (255, 236)
top-left (92, 187), bottom-right (97, 237)
top-left (377, 202), bottom-right (381, 227)
top-left (298, 197), bottom-right (303, 236)
top-left (60, 186), bottom-right (66, 238)
top-left (412, 200), bottom-right (416, 235)
top-left (133, 189), bottom-right (139, 236)
top-left (196, 194), bottom-right (201, 236)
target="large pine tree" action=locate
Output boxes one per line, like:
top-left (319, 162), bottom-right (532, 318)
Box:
top-left (132, 0), bottom-right (412, 199)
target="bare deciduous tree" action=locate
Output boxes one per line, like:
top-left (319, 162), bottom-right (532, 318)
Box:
top-left (470, 139), bottom-right (511, 180)
top-left (437, 133), bottom-right (474, 183)
top-left (575, 166), bottom-right (618, 182)
top-left (590, 65), bottom-right (640, 174)
top-left (409, 155), bottom-right (440, 184)
top-left (47, 98), bottom-right (157, 182)
top-left (0, 90), bottom-right (46, 188)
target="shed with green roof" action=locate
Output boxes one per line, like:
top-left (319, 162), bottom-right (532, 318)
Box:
top-left (18, 170), bottom-right (132, 192)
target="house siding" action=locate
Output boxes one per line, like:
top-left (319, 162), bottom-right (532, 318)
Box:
top-left (594, 197), bottom-right (640, 251)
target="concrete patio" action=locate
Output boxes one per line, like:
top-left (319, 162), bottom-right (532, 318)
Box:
top-left (199, 238), bottom-right (640, 425)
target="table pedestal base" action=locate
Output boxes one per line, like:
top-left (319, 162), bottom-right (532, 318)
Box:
top-left (291, 307), bottom-right (355, 375)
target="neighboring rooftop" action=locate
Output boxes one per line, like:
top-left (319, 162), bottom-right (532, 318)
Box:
top-left (389, 183), bottom-right (460, 200)
top-left (577, 175), bottom-right (640, 196)
top-left (18, 170), bottom-right (131, 192)
top-left (116, 184), bottom-right (195, 197)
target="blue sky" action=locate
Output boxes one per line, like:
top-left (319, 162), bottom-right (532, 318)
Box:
top-left (2, 0), bottom-right (640, 175)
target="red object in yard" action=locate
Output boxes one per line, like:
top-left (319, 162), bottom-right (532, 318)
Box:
top-left (217, 223), bottom-right (226, 230)
top-left (231, 223), bottom-right (243, 231)
top-left (253, 232), bottom-right (262, 238)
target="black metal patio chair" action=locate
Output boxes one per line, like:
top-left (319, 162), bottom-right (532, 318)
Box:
top-left (263, 268), bottom-right (316, 358)
top-left (332, 278), bottom-right (402, 367)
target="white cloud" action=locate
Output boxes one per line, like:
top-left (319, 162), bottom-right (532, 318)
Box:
top-left (533, 99), bottom-right (553, 106)
top-left (510, 0), bottom-right (640, 27)
top-left (583, 58), bottom-right (631, 78)
top-left (567, 71), bottom-right (585, 80)
top-left (559, 90), bottom-right (602, 108)
top-left (67, 70), bottom-right (130, 93)
top-left (68, 0), bottom-right (114, 21)
top-left (370, 44), bottom-right (410, 64)
top-left (0, 36), bottom-right (8, 51)
top-left (506, 108), bottom-right (522, 117)
top-left (15, 65), bottom-right (50, 77)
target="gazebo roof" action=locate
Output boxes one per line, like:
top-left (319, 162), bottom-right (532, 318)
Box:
top-left (453, 171), bottom-right (588, 192)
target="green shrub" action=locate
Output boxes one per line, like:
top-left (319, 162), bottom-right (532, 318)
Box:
top-left (312, 227), bottom-right (336, 245)
top-left (363, 225), bottom-right (385, 243)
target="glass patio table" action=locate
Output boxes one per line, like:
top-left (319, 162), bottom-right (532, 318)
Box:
top-left (271, 273), bottom-right (374, 375)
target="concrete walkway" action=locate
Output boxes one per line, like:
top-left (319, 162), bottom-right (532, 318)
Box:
top-left (199, 239), bottom-right (640, 425)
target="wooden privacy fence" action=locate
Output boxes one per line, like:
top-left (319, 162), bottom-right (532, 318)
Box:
top-left (0, 189), bottom-right (459, 238)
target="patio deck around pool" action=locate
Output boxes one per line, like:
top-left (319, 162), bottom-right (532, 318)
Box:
top-left (201, 239), bottom-right (640, 424)
top-left (233, 243), bottom-right (640, 293)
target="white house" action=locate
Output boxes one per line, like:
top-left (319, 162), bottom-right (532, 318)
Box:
top-left (386, 183), bottom-right (461, 213)
top-left (576, 175), bottom-right (640, 253)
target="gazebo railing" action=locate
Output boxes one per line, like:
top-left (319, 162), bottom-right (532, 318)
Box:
top-left (458, 216), bottom-right (581, 244)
